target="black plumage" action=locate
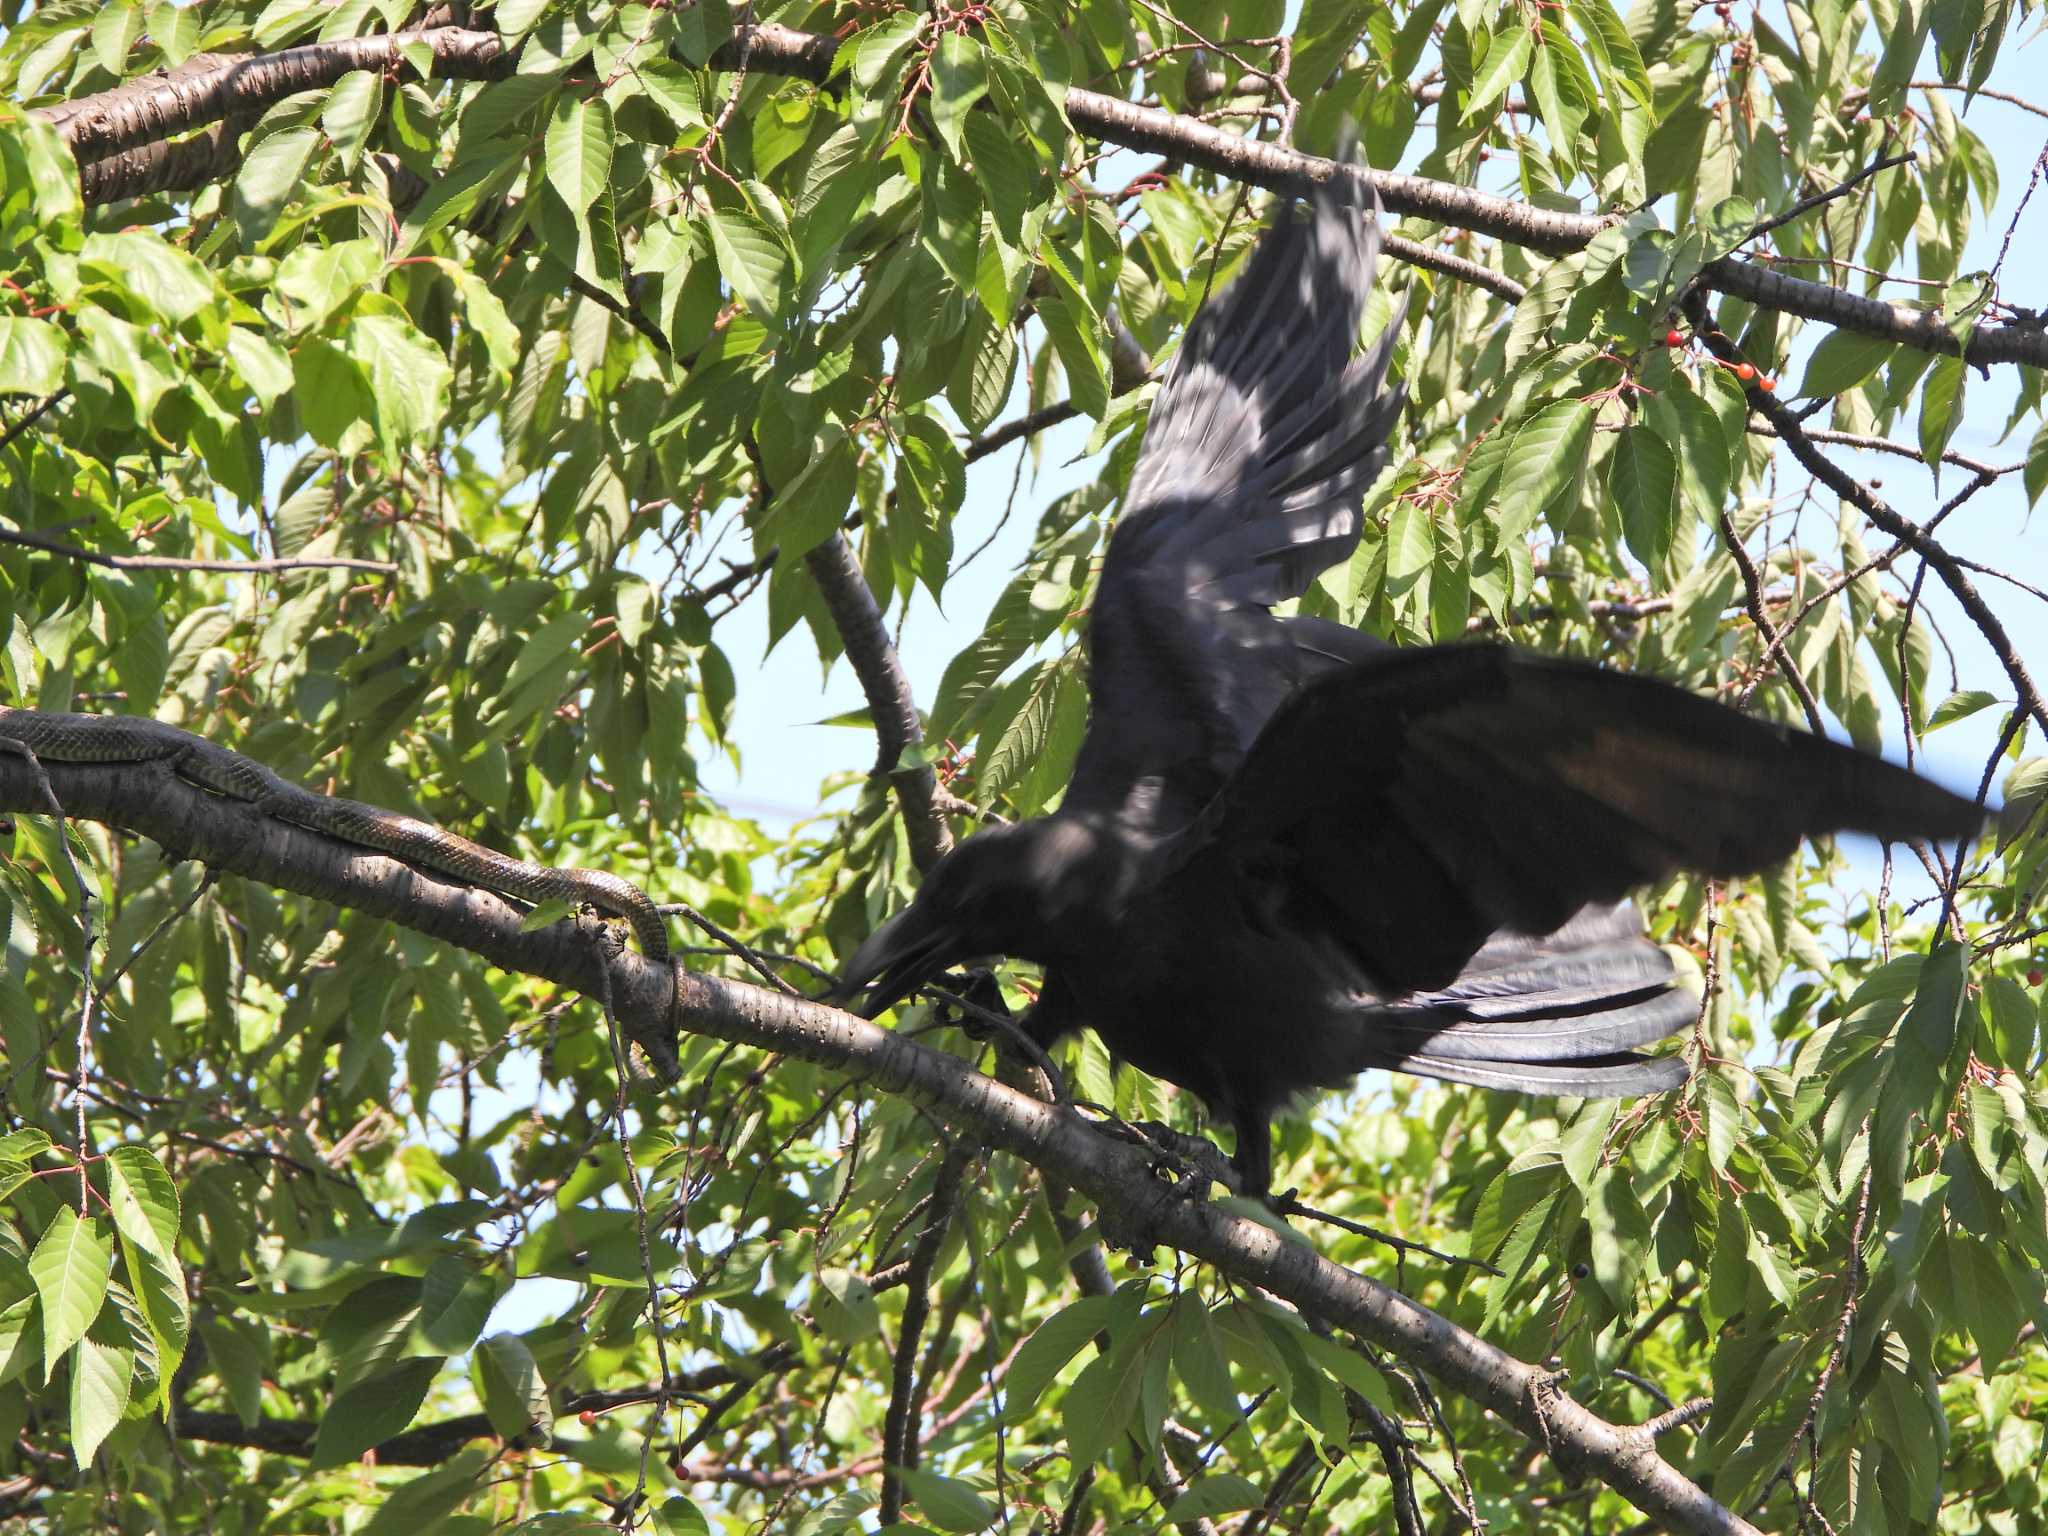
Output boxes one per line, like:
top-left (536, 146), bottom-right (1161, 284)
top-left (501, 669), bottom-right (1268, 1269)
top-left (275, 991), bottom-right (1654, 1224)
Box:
top-left (837, 166), bottom-right (1985, 1196)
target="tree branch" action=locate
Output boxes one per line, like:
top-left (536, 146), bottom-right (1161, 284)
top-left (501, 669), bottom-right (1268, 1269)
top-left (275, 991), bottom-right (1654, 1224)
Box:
top-left (803, 533), bottom-right (954, 874)
top-left (0, 524), bottom-right (397, 575)
top-left (0, 749), bottom-right (1759, 1536)
top-left (38, 23), bottom-right (2047, 369)
top-left (1690, 300), bottom-right (2048, 745)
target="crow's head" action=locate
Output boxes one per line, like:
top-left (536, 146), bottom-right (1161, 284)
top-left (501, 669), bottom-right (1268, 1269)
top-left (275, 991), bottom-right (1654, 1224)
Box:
top-left (834, 820), bottom-right (1077, 1019)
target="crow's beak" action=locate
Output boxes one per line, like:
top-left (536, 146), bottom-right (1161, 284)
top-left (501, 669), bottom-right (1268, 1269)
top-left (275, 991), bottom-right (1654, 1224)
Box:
top-left (835, 905), bottom-right (964, 1020)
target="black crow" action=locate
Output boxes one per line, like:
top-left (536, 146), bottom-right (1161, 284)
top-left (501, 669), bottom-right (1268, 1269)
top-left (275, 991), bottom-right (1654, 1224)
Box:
top-left (838, 166), bottom-right (1984, 1196)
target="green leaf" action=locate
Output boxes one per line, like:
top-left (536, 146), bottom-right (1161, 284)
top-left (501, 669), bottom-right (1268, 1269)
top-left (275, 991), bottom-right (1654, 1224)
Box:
top-left (1928, 689), bottom-right (1999, 731)
top-left (928, 33), bottom-right (989, 161)
top-left (80, 231), bottom-right (214, 323)
top-left (1494, 400), bottom-right (1594, 547)
top-left (814, 1267), bottom-right (879, 1342)
top-left (518, 896), bottom-right (577, 934)
top-left (1612, 424), bottom-right (1679, 571)
top-left (896, 1468), bottom-right (992, 1533)
top-left (706, 205), bottom-right (791, 323)
top-left (69, 1329), bottom-right (133, 1467)
top-left (756, 432), bottom-right (857, 562)
top-left (633, 60), bottom-right (704, 130)
top-left (0, 1297), bottom-right (41, 1388)
top-left (291, 338), bottom-right (375, 451)
top-left (1384, 496), bottom-right (1434, 589)
top-left (0, 316), bottom-right (65, 396)
top-left (231, 127), bottom-right (320, 244)
top-left (1166, 1475), bottom-right (1265, 1521)
top-left (1701, 1071), bottom-right (1740, 1174)
top-left (2025, 418), bottom-right (2048, 510)
top-left (948, 315), bottom-right (1017, 434)
top-left (1999, 758), bottom-right (2047, 851)
top-left (1036, 281), bottom-right (1109, 421)
top-left (29, 1207), bottom-right (113, 1378)
top-left (1006, 1296), bottom-right (1112, 1411)
top-left (653, 1498), bottom-right (713, 1536)
top-left (349, 312), bottom-right (453, 454)
top-left (312, 1356), bottom-right (444, 1466)
top-left (1063, 1339), bottom-right (1146, 1468)
top-left (473, 1333), bottom-right (547, 1440)
top-left (321, 70), bottom-right (383, 171)
top-left (106, 1146), bottom-right (186, 1390)
top-left (1798, 331), bottom-right (1897, 400)
top-left (1466, 25), bottom-right (1535, 118)
top-left (1918, 353), bottom-right (1967, 482)
top-left (545, 97), bottom-right (613, 215)
top-left (1298, 1331), bottom-right (1397, 1415)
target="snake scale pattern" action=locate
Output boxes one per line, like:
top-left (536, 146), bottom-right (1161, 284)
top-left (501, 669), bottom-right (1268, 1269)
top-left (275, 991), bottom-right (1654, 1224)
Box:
top-left (0, 708), bottom-right (671, 965)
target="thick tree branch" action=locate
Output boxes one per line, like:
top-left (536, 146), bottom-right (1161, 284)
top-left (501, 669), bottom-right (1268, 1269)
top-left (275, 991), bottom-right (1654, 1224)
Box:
top-left (0, 748), bottom-right (1756, 1536)
top-left (37, 23), bottom-right (2046, 369)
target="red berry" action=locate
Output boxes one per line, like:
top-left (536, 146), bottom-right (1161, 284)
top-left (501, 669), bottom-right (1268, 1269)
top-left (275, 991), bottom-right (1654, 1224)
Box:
top-left (1734, 362), bottom-right (1755, 381)
top-left (1665, 328), bottom-right (1684, 347)
top-left (1758, 375), bottom-right (1776, 391)
top-left (579, 1410), bottom-right (598, 1426)
top-left (2030, 969), bottom-right (2045, 987)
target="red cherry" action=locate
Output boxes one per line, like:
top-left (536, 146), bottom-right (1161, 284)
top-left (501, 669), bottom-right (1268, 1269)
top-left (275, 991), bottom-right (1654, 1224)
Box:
top-left (579, 1410), bottom-right (598, 1426)
top-left (1758, 375), bottom-right (1776, 391)
top-left (1665, 329), bottom-right (1685, 347)
top-left (2029, 969), bottom-right (2044, 987)
top-left (1734, 362), bottom-right (1756, 381)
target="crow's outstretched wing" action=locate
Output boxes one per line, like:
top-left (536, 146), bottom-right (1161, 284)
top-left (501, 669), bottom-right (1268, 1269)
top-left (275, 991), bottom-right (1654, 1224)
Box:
top-left (1062, 162), bottom-right (1407, 830)
top-left (1201, 645), bottom-right (1986, 996)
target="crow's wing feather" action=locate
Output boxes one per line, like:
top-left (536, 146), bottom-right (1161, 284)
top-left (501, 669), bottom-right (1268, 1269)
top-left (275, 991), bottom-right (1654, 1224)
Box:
top-left (1062, 162), bottom-right (1407, 829)
top-left (1202, 645), bottom-right (1986, 996)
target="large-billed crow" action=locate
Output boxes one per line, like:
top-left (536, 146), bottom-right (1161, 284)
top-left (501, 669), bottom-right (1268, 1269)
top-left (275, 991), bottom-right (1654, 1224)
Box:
top-left (838, 166), bottom-right (1984, 1196)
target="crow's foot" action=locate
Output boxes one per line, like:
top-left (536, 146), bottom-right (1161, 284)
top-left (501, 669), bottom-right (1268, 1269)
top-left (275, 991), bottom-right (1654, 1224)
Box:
top-left (1110, 1120), bottom-right (1241, 1197)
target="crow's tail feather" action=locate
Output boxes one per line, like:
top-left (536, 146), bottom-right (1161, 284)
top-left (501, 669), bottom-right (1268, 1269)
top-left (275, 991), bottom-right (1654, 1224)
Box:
top-left (1352, 902), bottom-right (1693, 1098)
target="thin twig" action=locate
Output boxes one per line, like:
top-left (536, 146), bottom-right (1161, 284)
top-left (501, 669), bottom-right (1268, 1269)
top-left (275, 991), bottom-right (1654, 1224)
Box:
top-left (0, 524), bottom-right (398, 575)
top-left (1276, 1195), bottom-right (1501, 1275)
top-left (1743, 151), bottom-right (1914, 245)
top-left (0, 390), bottom-right (71, 455)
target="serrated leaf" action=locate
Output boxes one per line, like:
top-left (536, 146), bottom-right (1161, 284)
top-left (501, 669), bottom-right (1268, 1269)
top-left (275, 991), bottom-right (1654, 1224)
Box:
top-left (545, 97), bottom-right (613, 215)
top-left (1494, 399), bottom-right (1594, 547)
top-left (1612, 424), bottom-right (1678, 570)
top-left (232, 127), bottom-right (320, 243)
top-left (928, 33), bottom-right (988, 162)
top-left (707, 206), bottom-right (791, 323)
top-left (69, 1329), bottom-right (133, 1467)
top-left (1467, 25), bottom-right (1535, 118)
top-left (349, 313), bottom-right (453, 454)
top-left (29, 1208), bottom-right (112, 1377)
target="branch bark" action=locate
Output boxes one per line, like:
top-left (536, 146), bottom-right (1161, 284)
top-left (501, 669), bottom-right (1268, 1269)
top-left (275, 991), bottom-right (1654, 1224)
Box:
top-left (803, 533), bottom-right (954, 874)
top-left (37, 22), bottom-right (2047, 370)
top-left (0, 747), bottom-right (1756, 1536)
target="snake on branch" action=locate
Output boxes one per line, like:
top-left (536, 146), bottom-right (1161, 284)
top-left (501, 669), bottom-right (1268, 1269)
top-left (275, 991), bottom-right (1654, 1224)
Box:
top-left (0, 708), bottom-right (672, 970)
